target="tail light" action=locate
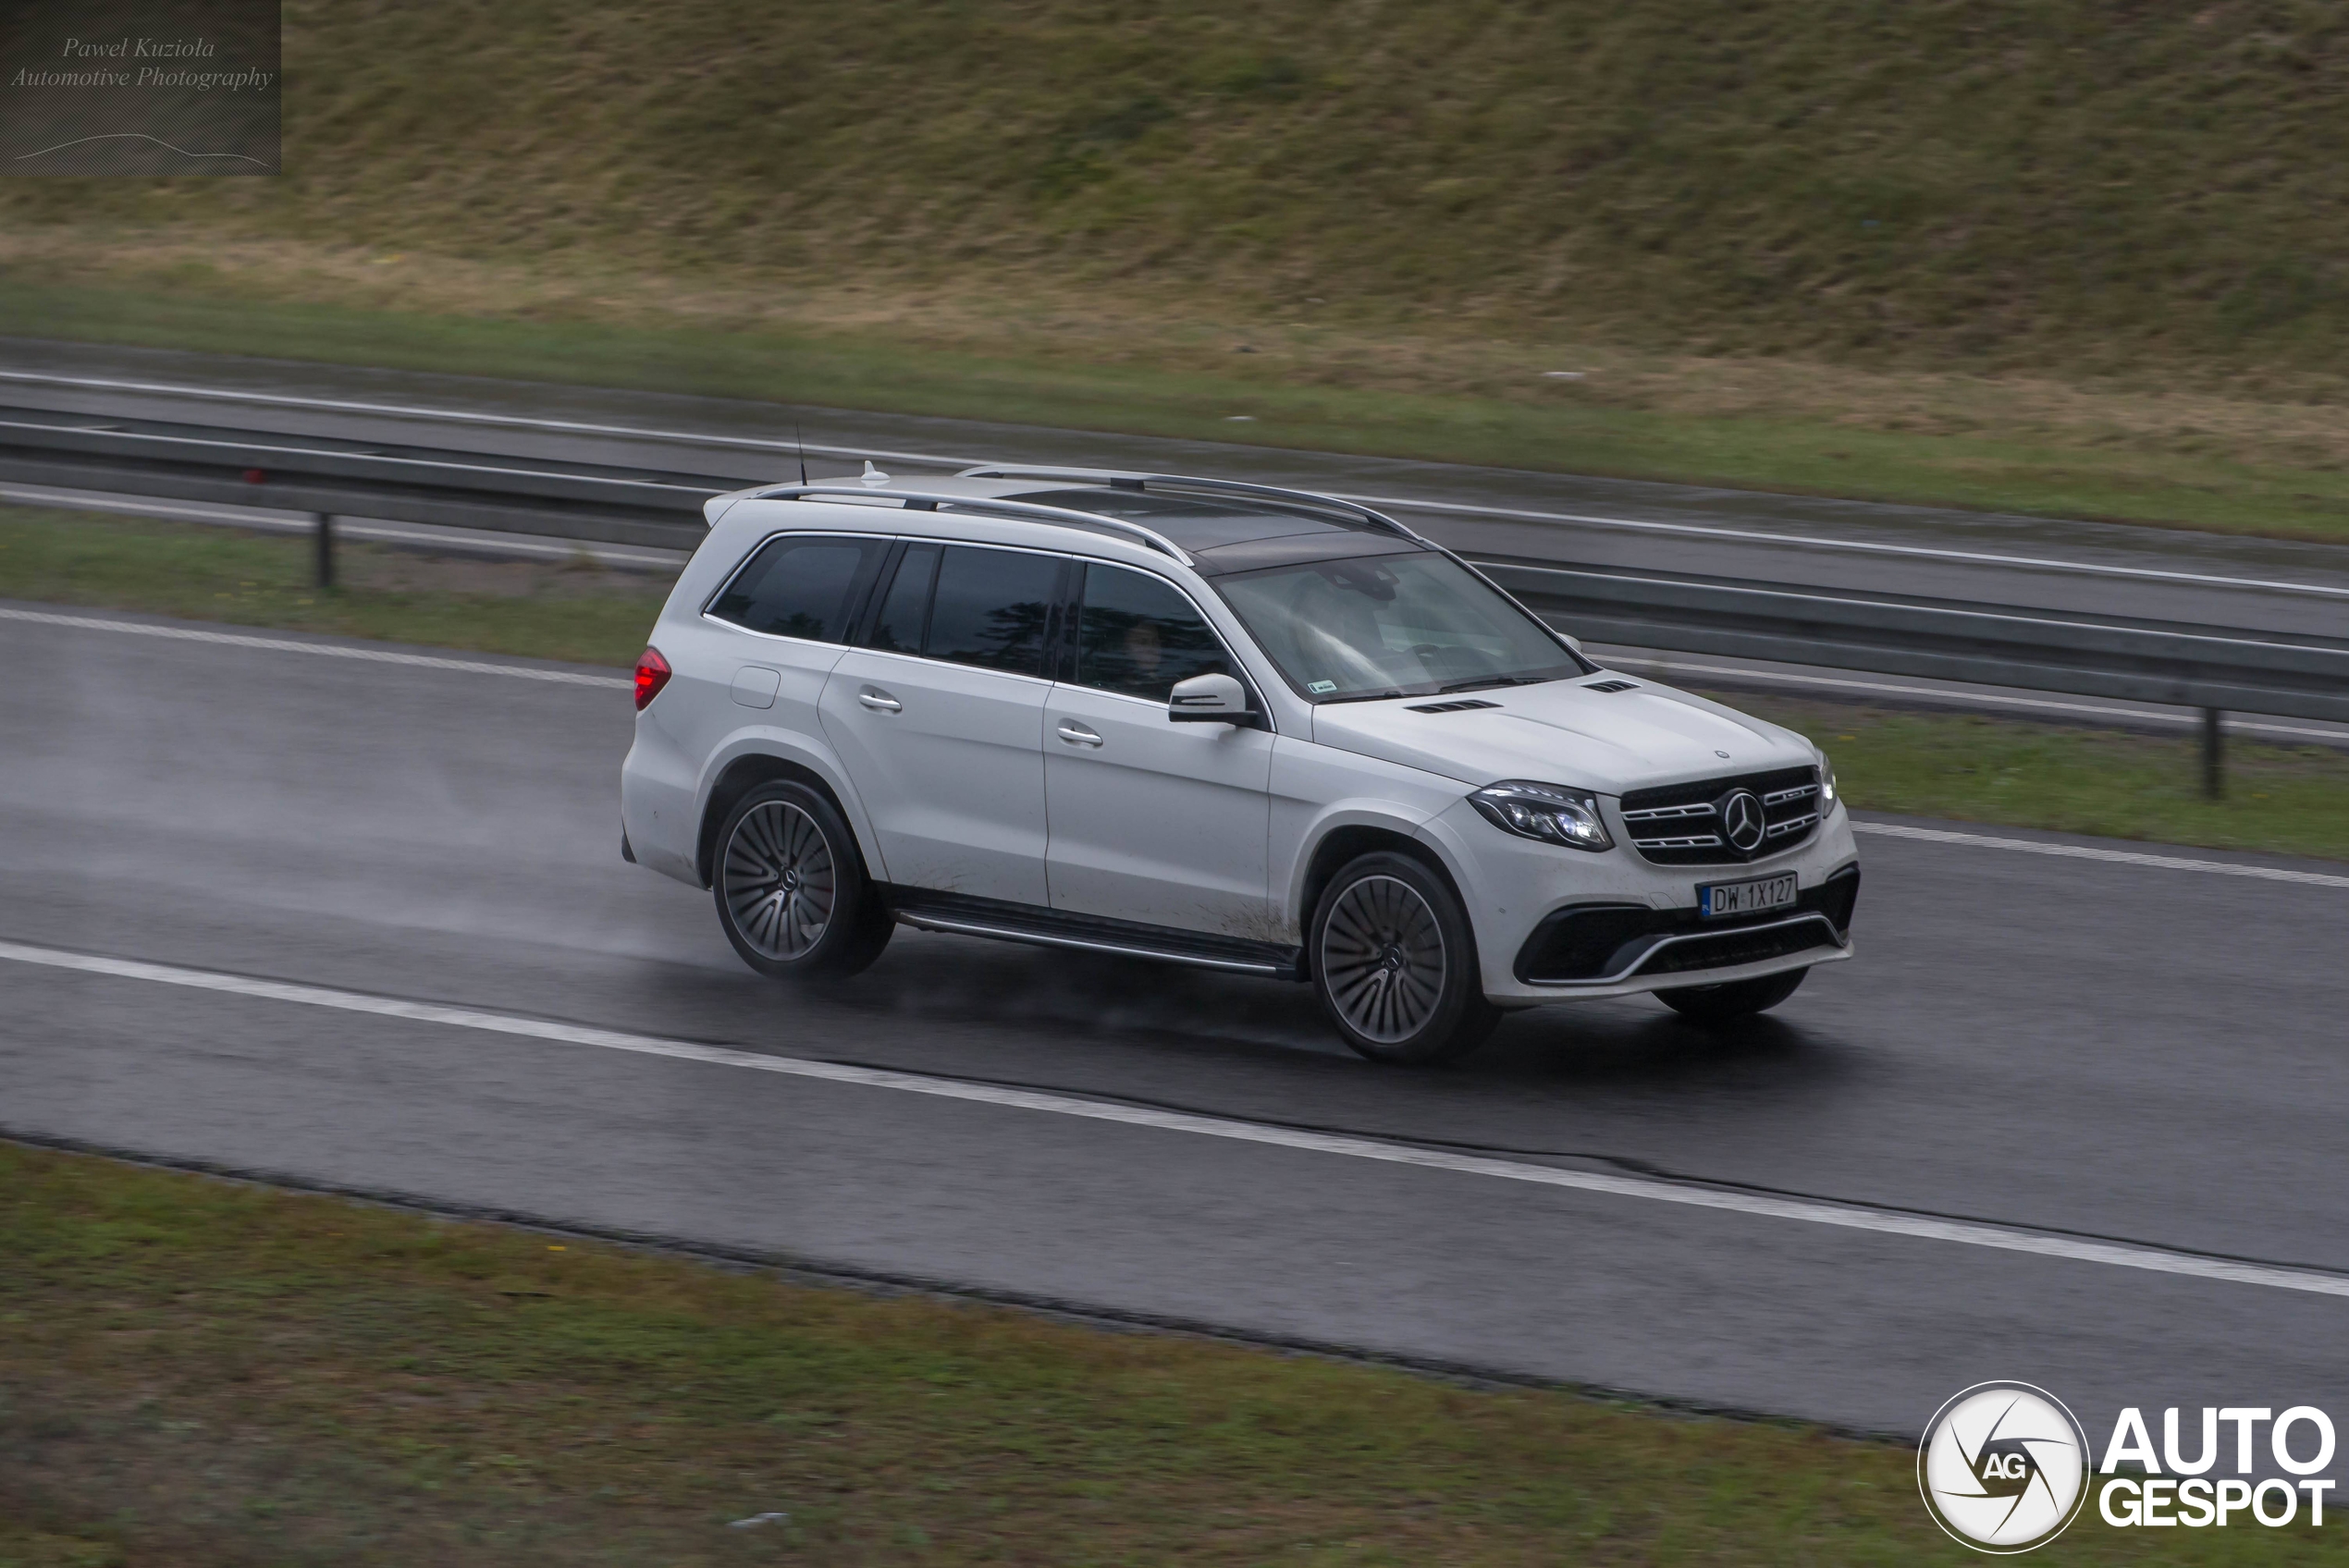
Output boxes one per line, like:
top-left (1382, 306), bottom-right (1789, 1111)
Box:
top-left (633, 646), bottom-right (672, 711)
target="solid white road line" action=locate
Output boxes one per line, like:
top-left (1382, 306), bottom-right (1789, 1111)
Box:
top-left (8, 368), bottom-right (2345, 601)
top-left (0, 606), bottom-right (631, 689)
top-left (6, 934), bottom-right (2347, 1299)
top-left (1851, 821), bottom-right (2349, 888)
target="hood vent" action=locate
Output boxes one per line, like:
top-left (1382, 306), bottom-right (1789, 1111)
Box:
top-left (1583, 680), bottom-right (1640, 693)
top-left (1406, 697), bottom-right (1502, 714)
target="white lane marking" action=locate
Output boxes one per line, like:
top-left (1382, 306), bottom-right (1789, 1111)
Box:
top-left (7, 369), bottom-right (2343, 601)
top-left (6, 936), bottom-right (2349, 1300)
top-left (1601, 655), bottom-right (2349, 745)
top-left (1851, 821), bottom-right (2349, 888)
top-left (0, 606), bottom-right (631, 689)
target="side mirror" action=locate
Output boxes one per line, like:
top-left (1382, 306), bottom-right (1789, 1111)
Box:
top-left (1558, 631), bottom-right (1585, 656)
top-left (1168, 672), bottom-right (1252, 725)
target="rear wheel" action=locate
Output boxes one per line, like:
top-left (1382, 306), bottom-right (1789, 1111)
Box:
top-left (713, 781), bottom-right (892, 980)
top-left (1655, 967), bottom-right (1806, 1023)
top-left (1310, 851), bottom-right (1501, 1064)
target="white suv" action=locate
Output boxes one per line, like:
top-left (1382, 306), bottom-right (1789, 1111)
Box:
top-left (620, 466), bottom-right (1860, 1062)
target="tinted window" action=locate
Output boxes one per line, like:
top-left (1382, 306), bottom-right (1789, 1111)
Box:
top-left (709, 536), bottom-right (883, 643)
top-left (865, 542), bottom-right (939, 654)
top-left (1076, 564), bottom-right (1231, 701)
top-left (924, 545), bottom-right (1062, 677)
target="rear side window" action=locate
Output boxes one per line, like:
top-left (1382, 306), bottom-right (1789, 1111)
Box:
top-left (1076, 564), bottom-right (1231, 701)
top-left (708, 535), bottom-right (885, 643)
top-left (924, 545), bottom-right (1064, 677)
top-left (864, 542), bottom-right (940, 655)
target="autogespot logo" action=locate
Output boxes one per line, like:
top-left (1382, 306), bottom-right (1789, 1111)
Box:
top-left (1918, 1382), bottom-right (2091, 1553)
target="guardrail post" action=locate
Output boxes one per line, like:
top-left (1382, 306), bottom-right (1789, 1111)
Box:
top-left (2202, 708), bottom-right (2224, 799)
top-left (314, 512), bottom-right (335, 591)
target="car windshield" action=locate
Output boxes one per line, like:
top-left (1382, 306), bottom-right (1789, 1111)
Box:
top-left (1214, 552), bottom-right (1586, 702)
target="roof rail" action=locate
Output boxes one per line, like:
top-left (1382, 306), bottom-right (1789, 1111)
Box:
top-left (749, 484), bottom-right (1194, 566)
top-left (953, 465), bottom-right (1432, 545)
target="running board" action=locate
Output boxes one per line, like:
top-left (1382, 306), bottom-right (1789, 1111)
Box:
top-left (882, 888), bottom-right (1303, 979)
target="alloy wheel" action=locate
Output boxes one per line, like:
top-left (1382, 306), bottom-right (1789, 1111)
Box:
top-left (722, 801), bottom-right (837, 960)
top-left (1320, 875), bottom-right (1447, 1044)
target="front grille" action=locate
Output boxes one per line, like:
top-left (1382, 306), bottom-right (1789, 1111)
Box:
top-left (1514, 865), bottom-right (1859, 985)
top-left (1618, 765), bottom-right (1822, 864)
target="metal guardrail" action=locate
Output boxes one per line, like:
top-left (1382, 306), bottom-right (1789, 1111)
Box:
top-left (0, 406), bottom-right (722, 574)
top-left (1475, 560), bottom-right (2349, 727)
top-left (5, 408), bottom-right (2343, 794)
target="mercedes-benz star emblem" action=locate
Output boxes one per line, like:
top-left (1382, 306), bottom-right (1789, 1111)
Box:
top-left (1719, 789), bottom-right (1766, 853)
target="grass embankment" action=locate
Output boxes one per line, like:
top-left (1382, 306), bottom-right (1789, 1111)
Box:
top-left (6, 503), bottom-right (2344, 864)
top-left (0, 1141), bottom-right (2331, 1567)
top-left (14, 276), bottom-right (2349, 547)
top-left (9, 1), bottom-right (2349, 540)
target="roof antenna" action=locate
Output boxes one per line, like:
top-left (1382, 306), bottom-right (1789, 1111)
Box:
top-left (794, 423), bottom-right (808, 486)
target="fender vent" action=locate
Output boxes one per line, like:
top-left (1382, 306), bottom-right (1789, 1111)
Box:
top-left (1406, 698), bottom-right (1503, 714)
top-left (1583, 680), bottom-right (1640, 693)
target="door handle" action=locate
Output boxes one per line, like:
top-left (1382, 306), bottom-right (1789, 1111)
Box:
top-left (857, 686), bottom-right (902, 714)
top-left (1056, 719), bottom-right (1104, 748)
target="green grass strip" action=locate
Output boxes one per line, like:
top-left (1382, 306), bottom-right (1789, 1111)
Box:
top-left (3, 1142), bottom-right (2336, 1566)
top-left (0, 504), bottom-right (668, 669)
top-left (10, 280), bottom-right (2349, 546)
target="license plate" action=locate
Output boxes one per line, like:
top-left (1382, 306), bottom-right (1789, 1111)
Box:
top-left (1698, 872), bottom-right (1798, 920)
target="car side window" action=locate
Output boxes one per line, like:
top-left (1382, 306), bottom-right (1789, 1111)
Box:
top-left (924, 545), bottom-right (1063, 677)
top-left (1076, 563), bottom-right (1231, 702)
top-left (864, 542), bottom-right (940, 654)
top-left (708, 535), bottom-right (886, 643)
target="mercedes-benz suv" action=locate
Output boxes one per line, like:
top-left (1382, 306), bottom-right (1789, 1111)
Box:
top-left (620, 464), bottom-right (1860, 1062)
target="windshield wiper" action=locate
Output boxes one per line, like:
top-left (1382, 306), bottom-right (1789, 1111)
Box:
top-left (1437, 675), bottom-right (1552, 693)
top-left (1317, 689), bottom-right (1409, 704)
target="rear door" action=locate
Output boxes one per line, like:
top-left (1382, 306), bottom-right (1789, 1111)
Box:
top-left (1044, 563), bottom-right (1273, 935)
top-left (820, 542), bottom-right (1065, 906)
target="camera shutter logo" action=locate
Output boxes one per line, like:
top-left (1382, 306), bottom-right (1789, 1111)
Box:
top-left (1918, 1382), bottom-right (2090, 1553)
top-left (1719, 789), bottom-right (1766, 853)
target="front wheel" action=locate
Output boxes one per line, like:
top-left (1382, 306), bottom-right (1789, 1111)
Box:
top-left (1310, 851), bottom-right (1500, 1065)
top-left (713, 781), bottom-right (893, 980)
top-left (1654, 967), bottom-right (1806, 1023)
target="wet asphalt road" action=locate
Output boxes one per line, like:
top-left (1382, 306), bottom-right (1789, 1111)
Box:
top-left (5, 606), bottom-right (2347, 1443)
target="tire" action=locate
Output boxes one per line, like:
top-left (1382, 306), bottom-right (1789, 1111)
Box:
top-left (712, 780), bottom-right (893, 980)
top-left (1655, 966), bottom-right (1806, 1023)
top-left (1310, 851), bottom-right (1501, 1064)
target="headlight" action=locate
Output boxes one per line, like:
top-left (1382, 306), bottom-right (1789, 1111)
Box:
top-left (1817, 753), bottom-right (1838, 808)
top-left (1468, 781), bottom-right (1614, 851)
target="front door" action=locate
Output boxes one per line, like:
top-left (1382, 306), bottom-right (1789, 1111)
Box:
top-left (819, 542), bottom-right (1063, 906)
top-left (1045, 562), bottom-right (1273, 936)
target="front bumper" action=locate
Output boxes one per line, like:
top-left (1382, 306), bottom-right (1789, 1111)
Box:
top-left (1420, 793), bottom-right (1861, 1005)
top-left (1512, 865), bottom-right (1857, 986)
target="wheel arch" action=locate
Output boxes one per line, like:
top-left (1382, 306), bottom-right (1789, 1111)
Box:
top-left (1295, 821), bottom-right (1470, 949)
top-left (696, 749), bottom-right (870, 889)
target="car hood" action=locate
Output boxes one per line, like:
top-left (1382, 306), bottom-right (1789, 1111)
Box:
top-left (1307, 677), bottom-right (1815, 793)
